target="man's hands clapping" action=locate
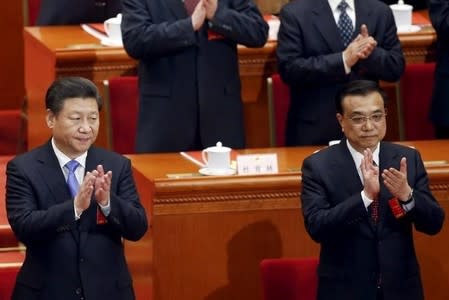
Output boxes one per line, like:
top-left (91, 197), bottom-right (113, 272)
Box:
top-left (382, 157), bottom-right (412, 202)
top-left (360, 148), bottom-right (380, 200)
top-left (343, 24), bottom-right (377, 68)
top-left (74, 165), bottom-right (112, 216)
top-left (191, 0), bottom-right (217, 31)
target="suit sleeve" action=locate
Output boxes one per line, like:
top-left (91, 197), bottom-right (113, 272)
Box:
top-left (107, 158), bottom-right (148, 241)
top-left (300, 156), bottom-right (369, 243)
top-left (121, 0), bottom-right (197, 60)
top-left (406, 151), bottom-right (445, 235)
top-left (354, 6), bottom-right (405, 82)
top-left (208, 0), bottom-right (268, 47)
top-left (276, 6), bottom-right (346, 86)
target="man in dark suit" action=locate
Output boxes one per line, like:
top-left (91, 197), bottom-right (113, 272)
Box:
top-left (36, 0), bottom-right (121, 25)
top-left (6, 77), bottom-right (148, 300)
top-left (429, 0), bottom-right (449, 138)
top-left (301, 80), bottom-right (445, 300)
top-left (277, 0), bottom-right (405, 146)
top-left (121, 0), bottom-right (268, 153)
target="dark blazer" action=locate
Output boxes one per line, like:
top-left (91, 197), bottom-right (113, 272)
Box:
top-left (121, 0), bottom-right (268, 152)
top-left (6, 142), bottom-right (148, 300)
top-left (277, 0), bottom-right (405, 146)
top-left (301, 140), bottom-right (445, 300)
top-left (429, 0), bottom-right (449, 127)
top-left (37, 0), bottom-right (121, 25)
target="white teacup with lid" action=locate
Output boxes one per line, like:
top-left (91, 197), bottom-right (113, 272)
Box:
top-left (104, 13), bottom-right (122, 42)
top-left (202, 141), bottom-right (231, 171)
top-left (390, 0), bottom-right (413, 32)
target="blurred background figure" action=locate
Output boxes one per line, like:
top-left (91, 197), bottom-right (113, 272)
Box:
top-left (277, 0), bottom-right (405, 146)
top-left (36, 0), bottom-right (121, 25)
top-left (121, 0), bottom-right (268, 153)
top-left (429, 0), bottom-right (449, 138)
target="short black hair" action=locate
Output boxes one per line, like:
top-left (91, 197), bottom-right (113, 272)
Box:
top-left (335, 80), bottom-right (387, 114)
top-left (45, 77), bottom-right (102, 114)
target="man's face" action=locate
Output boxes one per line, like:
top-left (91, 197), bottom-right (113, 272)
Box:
top-left (46, 97), bottom-right (99, 158)
top-left (336, 91), bottom-right (386, 153)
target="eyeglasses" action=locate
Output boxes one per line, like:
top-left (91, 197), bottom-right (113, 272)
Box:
top-left (347, 112), bottom-right (387, 125)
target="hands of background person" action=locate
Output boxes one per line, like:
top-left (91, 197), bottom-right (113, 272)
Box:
top-left (191, 0), bottom-right (206, 31)
top-left (343, 25), bottom-right (377, 68)
top-left (382, 157), bottom-right (413, 202)
top-left (92, 165), bottom-right (112, 206)
top-left (74, 171), bottom-right (96, 215)
top-left (356, 25), bottom-right (377, 59)
top-left (361, 148), bottom-right (380, 200)
top-left (204, 0), bottom-right (218, 20)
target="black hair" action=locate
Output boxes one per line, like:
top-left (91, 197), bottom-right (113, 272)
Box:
top-left (335, 80), bottom-right (387, 114)
top-left (45, 77), bottom-right (102, 114)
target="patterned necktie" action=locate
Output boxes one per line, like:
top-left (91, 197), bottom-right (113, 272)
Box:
top-left (66, 160), bottom-right (80, 198)
top-left (337, 0), bottom-right (353, 47)
top-left (184, 0), bottom-right (200, 15)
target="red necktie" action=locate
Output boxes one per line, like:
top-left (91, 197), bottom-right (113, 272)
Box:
top-left (184, 0), bottom-right (200, 15)
top-left (371, 198), bottom-right (379, 223)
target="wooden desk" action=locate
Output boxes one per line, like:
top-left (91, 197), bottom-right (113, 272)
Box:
top-left (127, 140), bottom-right (449, 300)
top-left (25, 25), bottom-right (437, 151)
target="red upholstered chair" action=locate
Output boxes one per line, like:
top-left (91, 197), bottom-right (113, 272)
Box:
top-left (399, 63), bottom-right (436, 140)
top-left (267, 73), bottom-right (290, 147)
top-left (260, 257), bottom-right (319, 300)
top-left (0, 109), bottom-right (26, 155)
top-left (103, 76), bottom-right (139, 154)
top-left (0, 251), bottom-right (25, 300)
top-left (27, 0), bottom-right (42, 25)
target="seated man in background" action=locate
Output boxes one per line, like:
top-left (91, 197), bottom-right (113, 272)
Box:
top-left (6, 77), bottom-right (148, 299)
top-left (300, 80), bottom-right (444, 300)
top-left (277, 0), bottom-right (404, 146)
top-left (36, 0), bottom-right (121, 25)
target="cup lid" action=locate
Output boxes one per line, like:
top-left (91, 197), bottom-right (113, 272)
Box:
top-left (205, 141), bottom-right (231, 152)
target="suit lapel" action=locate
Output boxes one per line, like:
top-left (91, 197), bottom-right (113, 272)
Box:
top-left (331, 141), bottom-right (364, 197)
top-left (36, 142), bottom-right (72, 204)
top-left (36, 142), bottom-right (80, 242)
top-left (312, 0), bottom-right (344, 52)
top-left (354, 0), bottom-right (374, 36)
top-left (166, 0), bottom-right (188, 19)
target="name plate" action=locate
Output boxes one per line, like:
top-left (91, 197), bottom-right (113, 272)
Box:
top-left (236, 153), bottom-right (278, 175)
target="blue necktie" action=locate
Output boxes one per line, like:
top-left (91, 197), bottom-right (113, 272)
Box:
top-left (66, 160), bottom-right (80, 198)
top-left (337, 0), bottom-right (353, 47)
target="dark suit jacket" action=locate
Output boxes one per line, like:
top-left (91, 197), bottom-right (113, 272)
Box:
top-left (6, 142), bottom-right (148, 300)
top-left (277, 0), bottom-right (405, 146)
top-left (300, 140), bottom-right (445, 300)
top-left (37, 0), bottom-right (121, 25)
top-left (121, 0), bottom-right (268, 152)
top-left (429, 0), bottom-right (449, 127)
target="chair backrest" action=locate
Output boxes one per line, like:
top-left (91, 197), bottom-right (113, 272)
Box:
top-left (267, 73), bottom-right (290, 147)
top-left (260, 257), bottom-right (319, 300)
top-left (103, 76), bottom-right (139, 154)
top-left (399, 63), bottom-right (435, 140)
top-left (27, 0), bottom-right (41, 25)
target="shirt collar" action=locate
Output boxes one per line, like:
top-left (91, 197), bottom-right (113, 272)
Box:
top-left (329, 0), bottom-right (355, 13)
top-left (51, 138), bottom-right (87, 170)
top-left (346, 139), bottom-right (380, 169)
